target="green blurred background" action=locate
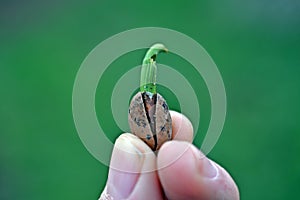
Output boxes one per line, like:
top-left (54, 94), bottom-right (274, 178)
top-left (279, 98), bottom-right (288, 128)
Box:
top-left (1, 0), bottom-right (299, 199)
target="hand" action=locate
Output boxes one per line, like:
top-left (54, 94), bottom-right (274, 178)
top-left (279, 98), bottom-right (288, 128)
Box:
top-left (99, 111), bottom-right (239, 200)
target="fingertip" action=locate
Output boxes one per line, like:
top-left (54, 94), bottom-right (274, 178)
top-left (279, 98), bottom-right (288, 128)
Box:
top-left (117, 133), bottom-right (153, 154)
top-left (170, 111), bottom-right (193, 142)
top-left (105, 133), bottom-right (146, 199)
top-left (103, 133), bottom-right (163, 200)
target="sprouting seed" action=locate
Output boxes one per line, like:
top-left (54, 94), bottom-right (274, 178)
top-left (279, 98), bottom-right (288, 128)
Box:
top-left (128, 43), bottom-right (172, 151)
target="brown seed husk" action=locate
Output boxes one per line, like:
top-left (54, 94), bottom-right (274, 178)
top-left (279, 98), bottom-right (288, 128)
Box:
top-left (128, 92), bottom-right (172, 151)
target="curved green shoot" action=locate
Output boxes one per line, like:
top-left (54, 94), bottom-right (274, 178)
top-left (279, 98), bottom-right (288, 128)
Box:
top-left (140, 43), bottom-right (168, 94)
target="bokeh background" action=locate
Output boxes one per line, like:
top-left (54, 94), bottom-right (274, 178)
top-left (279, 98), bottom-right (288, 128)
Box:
top-left (1, 0), bottom-right (299, 199)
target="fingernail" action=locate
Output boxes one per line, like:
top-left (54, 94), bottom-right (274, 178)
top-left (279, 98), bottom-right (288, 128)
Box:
top-left (191, 145), bottom-right (217, 178)
top-left (106, 134), bottom-right (145, 199)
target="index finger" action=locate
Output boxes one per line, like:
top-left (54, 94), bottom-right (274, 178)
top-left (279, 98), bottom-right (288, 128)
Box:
top-left (170, 110), bottom-right (194, 143)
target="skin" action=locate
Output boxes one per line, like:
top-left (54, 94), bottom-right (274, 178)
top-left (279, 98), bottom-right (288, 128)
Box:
top-left (99, 111), bottom-right (240, 200)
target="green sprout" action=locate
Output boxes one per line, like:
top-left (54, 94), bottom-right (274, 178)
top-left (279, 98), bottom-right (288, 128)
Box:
top-left (140, 43), bottom-right (168, 94)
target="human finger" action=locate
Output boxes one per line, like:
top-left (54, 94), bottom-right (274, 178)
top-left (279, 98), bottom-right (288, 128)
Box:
top-left (170, 111), bottom-right (193, 143)
top-left (99, 133), bottom-right (163, 200)
top-left (157, 141), bottom-right (239, 200)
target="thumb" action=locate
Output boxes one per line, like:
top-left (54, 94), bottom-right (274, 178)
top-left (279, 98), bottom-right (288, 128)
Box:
top-left (99, 133), bottom-right (163, 200)
top-left (157, 141), bottom-right (239, 200)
